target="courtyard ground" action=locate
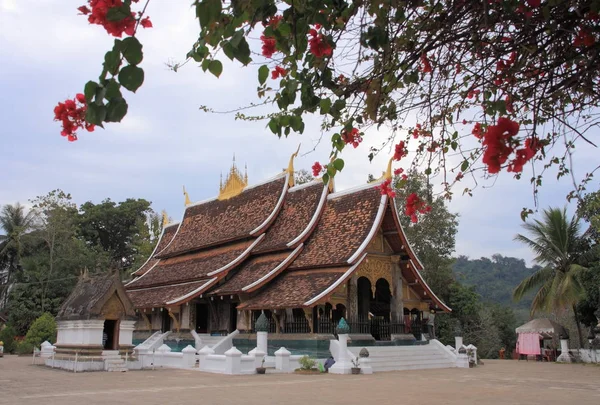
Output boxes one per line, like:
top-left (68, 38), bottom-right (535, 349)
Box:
top-left (0, 355), bottom-right (599, 405)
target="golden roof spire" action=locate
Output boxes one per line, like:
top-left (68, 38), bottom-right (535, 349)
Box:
top-left (286, 144), bottom-right (301, 187)
top-left (183, 186), bottom-right (191, 206)
top-left (218, 154), bottom-right (248, 200)
top-left (384, 157), bottom-right (393, 181)
top-left (161, 210), bottom-right (169, 227)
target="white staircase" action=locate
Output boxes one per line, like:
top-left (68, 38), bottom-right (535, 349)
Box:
top-left (348, 342), bottom-right (456, 372)
top-left (194, 333), bottom-right (233, 350)
top-left (102, 350), bottom-right (127, 372)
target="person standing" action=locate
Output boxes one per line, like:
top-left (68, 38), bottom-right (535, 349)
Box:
top-left (427, 310), bottom-right (436, 339)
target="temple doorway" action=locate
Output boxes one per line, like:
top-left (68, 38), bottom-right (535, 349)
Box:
top-left (103, 319), bottom-right (119, 350)
top-left (229, 304), bottom-right (238, 332)
top-left (372, 278), bottom-right (391, 321)
top-left (357, 277), bottom-right (372, 319)
top-left (161, 309), bottom-right (171, 332)
top-left (196, 303), bottom-right (209, 333)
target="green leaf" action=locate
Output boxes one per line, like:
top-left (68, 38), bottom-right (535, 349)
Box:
top-left (85, 103), bottom-right (107, 126)
top-left (258, 65), bottom-right (269, 85)
top-left (232, 37), bottom-right (251, 65)
top-left (103, 50), bottom-right (121, 75)
top-left (268, 117), bottom-right (281, 136)
top-left (197, 0), bottom-right (221, 29)
top-left (461, 160), bottom-right (469, 172)
top-left (208, 60), bottom-right (223, 78)
top-left (105, 97), bottom-right (128, 122)
top-left (222, 42), bottom-right (235, 60)
top-left (333, 158), bottom-right (345, 171)
top-left (320, 98), bottom-right (332, 114)
top-left (106, 6), bottom-right (131, 22)
top-left (84, 81), bottom-right (98, 103)
top-left (322, 172), bottom-right (330, 185)
top-left (121, 37), bottom-right (143, 65)
top-left (105, 79), bottom-right (122, 100)
top-left (278, 23), bottom-right (291, 37)
top-left (118, 65), bottom-right (144, 92)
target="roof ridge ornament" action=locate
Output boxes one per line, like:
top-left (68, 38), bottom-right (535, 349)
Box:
top-left (161, 210), bottom-right (169, 227)
top-left (218, 154), bottom-right (248, 200)
top-left (286, 144), bottom-right (301, 187)
top-left (369, 157), bottom-right (394, 183)
top-left (183, 186), bottom-right (191, 206)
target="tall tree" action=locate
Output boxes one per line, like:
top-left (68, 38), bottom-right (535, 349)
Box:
top-left (0, 203), bottom-right (36, 307)
top-left (513, 207), bottom-right (588, 346)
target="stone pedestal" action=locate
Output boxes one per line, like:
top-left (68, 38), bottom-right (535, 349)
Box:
top-left (329, 333), bottom-right (353, 374)
top-left (257, 331), bottom-right (268, 354)
top-left (249, 347), bottom-right (266, 368)
top-left (275, 347), bottom-right (290, 372)
top-left (557, 339), bottom-right (573, 363)
top-left (224, 347), bottom-right (242, 374)
top-left (118, 320), bottom-right (136, 348)
top-left (40, 341), bottom-right (56, 359)
top-left (455, 336), bottom-right (463, 351)
top-left (182, 345), bottom-right (197, 368)
top-left (197, 345), bottom-right (214, 368)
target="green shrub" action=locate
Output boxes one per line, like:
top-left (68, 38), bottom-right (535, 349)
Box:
top-left (16, 341), bottom-right (34, 355)
top-left (298, 355), bottom-right (317, 371)
top-left (24, 313), bottom-right (56, 348)
top-left (0, 325), bottom-right (17, 354)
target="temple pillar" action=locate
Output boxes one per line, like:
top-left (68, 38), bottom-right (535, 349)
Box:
top-left (304, 308), bottom-right (314, 333)
top-left (347, 276), bottom-right (358, 319)
top-left (390, 256), bottom-right (403, 322)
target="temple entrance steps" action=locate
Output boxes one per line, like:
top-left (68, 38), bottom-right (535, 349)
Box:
top-left (193, 331), bottom-right (240, 353)
top-left (193, 334), bottom-right (226, 348)
top-left (102, 350), bottom-right (127, 372)
top-left (348, 341), bottom-right (456, 372)
top-left (137, 331), bottom-right (171, 351)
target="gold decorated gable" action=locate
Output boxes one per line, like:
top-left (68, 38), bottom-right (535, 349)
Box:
top-left (219, 157), bottom-right (248, 200)
top-left (356, 256), bottom-right (392, 294)
top-left (101, 293), bottom-right (126, 320)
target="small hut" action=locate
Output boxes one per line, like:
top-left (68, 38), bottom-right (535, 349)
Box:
top-left (55, 270), bottom-right (137, 357)
top-left (515, 318), bottom-right (568, 361)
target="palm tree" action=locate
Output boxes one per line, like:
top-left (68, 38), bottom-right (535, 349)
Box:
top-left (0, 203), bottom-right (36, 307)
top-left (513, 207), bottom-right (588, 347)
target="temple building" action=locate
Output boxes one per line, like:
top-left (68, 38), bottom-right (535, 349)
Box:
top-left (125, 153), bottom-right (450, 345)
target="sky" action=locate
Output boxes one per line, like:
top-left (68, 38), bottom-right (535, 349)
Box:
top-left (0, 0), bottom-right (598, 266)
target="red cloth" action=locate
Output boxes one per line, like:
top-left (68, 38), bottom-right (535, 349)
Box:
top-left (516, 332), bottom-right (541, 355)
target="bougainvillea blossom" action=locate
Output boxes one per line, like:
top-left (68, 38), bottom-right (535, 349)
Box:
top-left (376, 179), bottom-right (396, 198)
top-left (393, 141), bottom-right (408, 161)
top-left (394, 168), bottom-right (404, 176)
top-left (53, 94), bottom-right (94, 142)
top-left (312, 162), bottom-right (323, 177)
top-left (341, 128), bottom-right (362, 148)
top-left (482, 117), bottom-right (520, 174)
top-left (508, 137), bottom-right (540, 173)
top-left (261, 35), bottom-right (277, 58)
top-left (271, 66), bottom-right (288, 80)
top-left (308, 29), bottom-right (332, 58)
top-left (419, 54), bottom-right (432, 73)
top-left (79, 0), bottom-right (138, 38)
top-left (405, 193), bottom-right (431, 223)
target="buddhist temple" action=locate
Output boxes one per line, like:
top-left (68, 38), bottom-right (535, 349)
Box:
top-left (125, 153), bottom-right (450, 347)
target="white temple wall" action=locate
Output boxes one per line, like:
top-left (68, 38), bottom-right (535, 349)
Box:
top-left (118, 320), bottom-right (136, 347)
top-left (56, 320), bottom-right (104, 346)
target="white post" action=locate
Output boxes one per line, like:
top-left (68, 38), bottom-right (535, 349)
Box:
top-left (182, 345), bottom-right (197, 368)
top-left (197, 346), bottom-right (214, 371)
top-left (249, 347), bottom-right (266, 369)
top-left (224, 346), bottom-right (242, 375)
top-left (455, 336), bottom-right (463, 352)
top-left (74, 351), bottom-right (78, 373)
top-left (557, 338), bottom-right (573, 363)
top-left (274, 347), bottom-right (291, 372)
top-left (329, 334), bottom-right (352, 374)
top-left (257, 331), bottom-right (268, 354)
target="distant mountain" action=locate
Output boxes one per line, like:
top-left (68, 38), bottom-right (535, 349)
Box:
top-left (452, 254), bottom-right (538, 320)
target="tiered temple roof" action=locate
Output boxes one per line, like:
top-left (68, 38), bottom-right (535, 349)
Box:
top-left (125, 157), bottom-right (450, 313)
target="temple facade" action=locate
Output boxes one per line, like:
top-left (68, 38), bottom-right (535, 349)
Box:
top-left (125, 154), bottom-right (450, 343)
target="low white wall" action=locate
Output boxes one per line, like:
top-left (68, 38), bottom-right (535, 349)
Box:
top-left (119, 320), bottom-right (136, 347)
top-left (44, 357), bottom-right (105, 372)
top-left (570, 349), bottom-right (600, 363)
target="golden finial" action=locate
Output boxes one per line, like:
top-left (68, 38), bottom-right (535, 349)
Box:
top-left (287, 144), bottom-right (301, 187)
top-left (244, 164), bottom-right (248, 183)
top-left (183, 186), bottom-right (191, 206)
top-left (219, 173), bottom-right (223, 192)
top-left (218, 155), bottom-right (248, 200)
top-left (327, 155), bottom-right (335, 192)
top-left (161, 210), bottom-right (169, 227)
top-left (384, 156), bottom-right (393, 181)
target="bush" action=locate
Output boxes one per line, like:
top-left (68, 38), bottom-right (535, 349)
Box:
top-left (298, 355), bottom-right (317, 371)
top-left (0, 325), bottom-right (17, 354)
top-left (24, 313), bottom-right (56, 348)
top-left (16, 341), bottom-right (34, 356)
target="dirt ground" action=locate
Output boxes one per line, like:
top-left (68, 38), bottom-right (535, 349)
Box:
top-left (1, 355), bottom-right (599, 405)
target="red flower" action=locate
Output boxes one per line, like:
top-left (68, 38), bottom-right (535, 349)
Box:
top-left (508, 137), bottom-right (540, 173)
top-left (140, 16), bottom-right (152, 28)
top-left (394, 168), bottom-right (404, 176)
top-left (261, 35), bottom-right (277, 58)
top-left (405, 193), bottom-right (430, 223)
top-left (574, 28), bottom-right (596, 47)
top-left (420, 54), bottom-right (432, 73)
top-left (271, 65), bottom-right (288, 80)
top-left (481, 117), bottom-right (520, 174)
top-left (393, 141), bottom-right (408, 161)
top-left (341, 128), bottom-right (362, 148)
top-left (312, 162), bottom-right (323, 177)
top-left (376, 179), bottom-right (396, 199)
top-left (265, 15), bottom-right (283, 27)
top-left (526, 0), bottom-right (541, 7)
top-left (472, 123), bottom-right (484, 139)
top-left (81, 0), bottom-right (137, 37)
top-left (54, 93), bottom-right (95, 141)
top-left (308, 30), bottom-right (332, 58)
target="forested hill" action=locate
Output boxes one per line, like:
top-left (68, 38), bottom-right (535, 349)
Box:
top-left (452, 254), bottom-right (538, 311)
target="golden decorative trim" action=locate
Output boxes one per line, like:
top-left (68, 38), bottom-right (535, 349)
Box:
top-left (141, 313), bottom-right (152, 331)
top-left (287, 144), bottom-right (301, 187)
top-left (183, 186), bottom-right (191, 206)
top-left (356, 256), bottom-right (392, 295)
top-left (161, 210), bottom-right (169, 227)
top-left (369, 157), bottom-right (394, 183)
top-left (303, 308), bottom-right (314, 333)
top-left (218, 155), bottom-right (248, 200)
top-left (168, 308), bottom-right (180, 332)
